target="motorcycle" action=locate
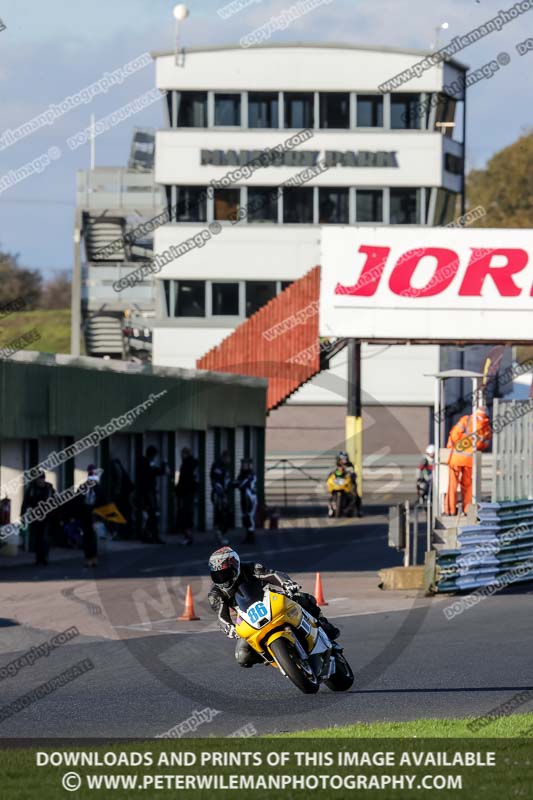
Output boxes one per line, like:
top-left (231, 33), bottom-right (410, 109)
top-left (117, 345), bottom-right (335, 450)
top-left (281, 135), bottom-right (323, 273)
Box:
top-left (326, 469), bottom-right (355, 518)
top-left (234, 583), bottom-right (354, 695)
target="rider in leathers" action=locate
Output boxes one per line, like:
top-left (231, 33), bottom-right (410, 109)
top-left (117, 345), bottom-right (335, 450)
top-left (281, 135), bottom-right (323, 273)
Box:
top-left (208, 557), bottom-right (340, 668)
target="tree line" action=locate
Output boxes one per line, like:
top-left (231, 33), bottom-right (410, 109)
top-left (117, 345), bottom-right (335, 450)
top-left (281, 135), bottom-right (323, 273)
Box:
top-left (0, 249), bottom-right (70, 310)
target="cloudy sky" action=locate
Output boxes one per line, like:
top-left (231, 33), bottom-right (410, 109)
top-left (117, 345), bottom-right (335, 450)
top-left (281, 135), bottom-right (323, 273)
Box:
top-left (0, 0), bottom-right (530, 276)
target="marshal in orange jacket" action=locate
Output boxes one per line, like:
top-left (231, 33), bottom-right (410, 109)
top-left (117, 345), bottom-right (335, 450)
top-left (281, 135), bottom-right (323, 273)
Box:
top-left (447, 411), bottom-right (492, 467)
top-left (445, 410), bottom-right (492, 515)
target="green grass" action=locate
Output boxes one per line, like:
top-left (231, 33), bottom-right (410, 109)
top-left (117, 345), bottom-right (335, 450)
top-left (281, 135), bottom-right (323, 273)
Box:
top-left (0, 308), bottom-right (71, 354)
top-left (1, 720), bottom-right (533, 799)
top-left (284, 712), bottom-right (533, 738)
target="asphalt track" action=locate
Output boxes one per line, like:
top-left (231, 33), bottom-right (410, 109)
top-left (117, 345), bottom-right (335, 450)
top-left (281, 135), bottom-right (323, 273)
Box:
top-left (1, 508), bottom-right (533, 739)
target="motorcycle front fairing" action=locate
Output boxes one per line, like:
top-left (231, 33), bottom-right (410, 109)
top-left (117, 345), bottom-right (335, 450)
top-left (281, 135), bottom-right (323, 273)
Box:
top-left (234, 584), bottom-right (334, 678)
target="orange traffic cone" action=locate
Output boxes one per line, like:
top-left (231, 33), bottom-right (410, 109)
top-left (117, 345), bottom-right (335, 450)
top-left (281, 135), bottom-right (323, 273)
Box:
top-left (314, 572), bottom-right (328, 606)
top-left (178, 585), bottom-right (200, 621)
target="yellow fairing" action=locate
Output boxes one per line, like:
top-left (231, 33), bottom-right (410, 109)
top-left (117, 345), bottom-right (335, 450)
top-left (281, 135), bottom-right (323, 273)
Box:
top-left (234, 591), bottom-right (318, 665)
top-left (326, 472), bottom-right (352, 494)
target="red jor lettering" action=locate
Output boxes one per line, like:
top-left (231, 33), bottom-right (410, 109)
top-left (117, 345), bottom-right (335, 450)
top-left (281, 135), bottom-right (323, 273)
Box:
top-left (458, 249), bottom-right (529, 296)
top-left (388, 248), bottom-right (459, 297)
top-left (334, 246), bottom-right (390, 296)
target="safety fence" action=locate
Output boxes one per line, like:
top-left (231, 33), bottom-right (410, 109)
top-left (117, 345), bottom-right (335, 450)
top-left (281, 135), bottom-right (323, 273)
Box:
top-left (435, 500), bottom-right (533, 593)
top-left (265, 452), bottom-right (494, 508)
top-left (492, 398), bottom-right (533, 502)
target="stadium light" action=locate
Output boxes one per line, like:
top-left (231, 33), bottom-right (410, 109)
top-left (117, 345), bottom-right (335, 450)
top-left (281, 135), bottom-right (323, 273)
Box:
top-left (173, 4), bottom-right (189, 21)
top-left (431, 21), bottom-right (449, 50)
top-left (173, 5), bottom-right (189, 66)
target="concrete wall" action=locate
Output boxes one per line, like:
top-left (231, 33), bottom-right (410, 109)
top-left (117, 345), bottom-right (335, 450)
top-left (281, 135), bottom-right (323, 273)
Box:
top-left (266, 403), bottom-right (432, 457)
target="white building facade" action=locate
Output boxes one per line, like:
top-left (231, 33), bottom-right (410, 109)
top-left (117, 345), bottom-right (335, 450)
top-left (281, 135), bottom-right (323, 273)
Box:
top-left (149, 43), bottom-right (466, 457)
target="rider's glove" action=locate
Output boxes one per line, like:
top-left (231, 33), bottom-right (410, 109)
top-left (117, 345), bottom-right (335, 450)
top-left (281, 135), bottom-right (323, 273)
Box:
top-left (223, 623), bottom-right (239, 639)
top-left (282, 579), bottom-right (300, 597)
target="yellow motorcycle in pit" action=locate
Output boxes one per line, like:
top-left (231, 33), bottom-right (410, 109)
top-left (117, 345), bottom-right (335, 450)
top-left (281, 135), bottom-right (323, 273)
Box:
top-left (234, 583), bottom-right (354, 695)
top-left (326, 468), bottom-right (355, 518)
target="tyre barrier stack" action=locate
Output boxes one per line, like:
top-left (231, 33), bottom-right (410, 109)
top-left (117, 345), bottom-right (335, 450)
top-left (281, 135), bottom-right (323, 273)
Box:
top-left (435, 500), bottom-right (533, 593)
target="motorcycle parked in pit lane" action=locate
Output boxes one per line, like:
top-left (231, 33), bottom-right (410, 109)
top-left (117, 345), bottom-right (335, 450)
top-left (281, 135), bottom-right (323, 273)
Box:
top-left (234, 583), bottom-right (354, 695)
top-left (326, 468), bottom-right (355, 518)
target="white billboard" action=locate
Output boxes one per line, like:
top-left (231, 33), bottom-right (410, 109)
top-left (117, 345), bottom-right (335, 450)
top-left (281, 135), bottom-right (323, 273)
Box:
top-left (320, 227), bottom-right (533, 343)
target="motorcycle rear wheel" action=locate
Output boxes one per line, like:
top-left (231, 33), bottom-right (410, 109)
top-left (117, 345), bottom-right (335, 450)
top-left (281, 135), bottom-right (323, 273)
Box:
top-left (270, 638), bottom-right (319, 694)
top-left (335, 492), bottom-right (343, 518)
top-left (325, 651), bottom-right (354, 692)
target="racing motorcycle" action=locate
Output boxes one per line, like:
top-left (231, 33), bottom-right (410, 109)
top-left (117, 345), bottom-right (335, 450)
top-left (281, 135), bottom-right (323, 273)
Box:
top-left (234, 583), bottom-right (354, 694)
top-left (326, 468), bottom-right (355, 518)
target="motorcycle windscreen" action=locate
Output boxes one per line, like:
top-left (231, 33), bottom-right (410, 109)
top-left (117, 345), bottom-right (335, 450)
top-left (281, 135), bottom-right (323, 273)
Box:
top-left (234, 580), bottom-right (264, 613)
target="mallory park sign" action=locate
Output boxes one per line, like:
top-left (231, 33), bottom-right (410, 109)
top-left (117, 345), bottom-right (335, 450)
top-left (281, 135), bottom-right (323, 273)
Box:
top-left (200, 149), bottom-right (399, 168)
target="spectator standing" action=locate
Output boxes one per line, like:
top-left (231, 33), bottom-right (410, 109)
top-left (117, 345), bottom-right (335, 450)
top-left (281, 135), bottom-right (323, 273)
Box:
top-left (337, 451), bottom-right (362, 517)
top-left (175, 447), bottom-right (199, 545)
top-left (21, 472), bottom-right (55, 566)
top-left (210, 450), bottom-right (232, 546)
top-left (417, 444), bottom-right (435, 506)
top-left (235, 458), bottom-right (257, 544)
top-left (109, 457), bottom-right (134, 539)
top-left (76, 465), bottom-right (103, 567)
top-left (137, 446), bottom-right (168, 543)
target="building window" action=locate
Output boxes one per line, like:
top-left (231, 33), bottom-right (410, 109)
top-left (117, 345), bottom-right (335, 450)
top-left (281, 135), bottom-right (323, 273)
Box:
top-left (434, 189), bottom-right (458, 225)
top-left (283, 187), bottom-right (314, 223)
top-left (319, 188), bottom-right (349, 224)
top-left (214, 93), bottom-right (241, 126)
top-left (284, 92), bottom-right (314, 128)
top-left (248, 92), bottom-right (279, 128)
top-left (163, 280), bottom-right (171, 315)
top-left (390, 188), bottom-right (420, 224)
top-left (176, 92), bottom-right (208, 127)
top-left (174, 186), bottom-right (207, 222)
top-left (357, 94), bottom-right (383, 127)
top-left (247, 187), bottom-right (279, 223)
top-left (281, 281), bottom-right (293, 291)
top-left (214, 189), bottom-right (240, 221)
top-left (319, 92), bottom-right (350, 129)
top-left (356, 189), bottom-right (383, 223)
top-left (391, 93), bottom-right (422, 129)
top-left (445, 153), bottom-right (463, 175)
top-left (175, 281), bottom-right (205, 317)
top-left (435, 93), bottom-right (458, 138)
top-left (246, 282), bottom-right (277, 317)
top-left (212, 282), bottom-right (240, 316)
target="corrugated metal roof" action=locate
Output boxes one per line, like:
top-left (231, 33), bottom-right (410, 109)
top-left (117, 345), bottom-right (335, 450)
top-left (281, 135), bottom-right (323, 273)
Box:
top-left (0, 354), bottom-right (266, 437)
top-left (197, 266), bottom-right (321, 410)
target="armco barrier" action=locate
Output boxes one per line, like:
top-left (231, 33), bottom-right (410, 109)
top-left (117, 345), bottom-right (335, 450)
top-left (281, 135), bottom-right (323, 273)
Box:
top-left (435, 500), bottom-right (533, 593)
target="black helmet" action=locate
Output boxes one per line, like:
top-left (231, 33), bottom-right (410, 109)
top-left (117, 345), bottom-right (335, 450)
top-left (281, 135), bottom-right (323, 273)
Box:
top-left (208, 546), bottom-right (241, 590)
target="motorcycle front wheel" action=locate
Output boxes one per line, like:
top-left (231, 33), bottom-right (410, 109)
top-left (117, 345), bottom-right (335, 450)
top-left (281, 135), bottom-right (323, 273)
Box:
top-left (325, 651), bottom-right (354, 692)
top-left (335, 492), bottom-right (343, 518)
top-left (270, 638), bottom-right (319, 694)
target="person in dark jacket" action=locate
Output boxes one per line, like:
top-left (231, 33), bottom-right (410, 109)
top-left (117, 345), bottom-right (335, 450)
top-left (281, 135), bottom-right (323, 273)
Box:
top-left (109, 457), bottom-right (134, 539)
top-left (210, 450), bottom-right (232, 546)
top-left (207, 547), bottom-right (340, 668)
top-left (235, 458), bottom-right (257, 544)
top-left (175, 447), bottom-right (199, 545)
top-left (21, 472), bottom-right (55, 566)
top-left (76, 465), bottom-right (103, 567)
top-left (136, 446), bottom-right (168, 543)
top-left (336, 451), bottom-right (362, 517)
